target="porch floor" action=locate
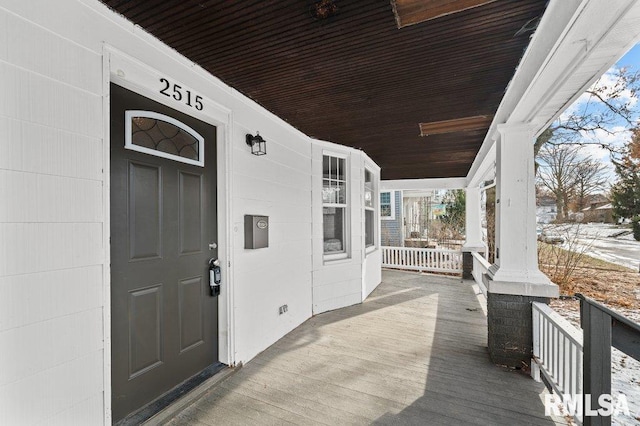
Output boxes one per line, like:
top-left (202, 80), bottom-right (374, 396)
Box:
top-left (167, 270), bottom-right (566, 425)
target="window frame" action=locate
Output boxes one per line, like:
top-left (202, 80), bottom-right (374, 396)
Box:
top-left (125, 110), bottom-right (205, 167)
top-left (322, 152), bottom-right (350, 261)
top-left (380, 191), bottom-right (395, 220)
top-left (364, 168), bottom-right (376, 252)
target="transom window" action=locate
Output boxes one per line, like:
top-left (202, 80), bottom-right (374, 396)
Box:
top-left (125, 110), bottom-right (205, 167)
top-left (323, 154), bottom-right (348, 258)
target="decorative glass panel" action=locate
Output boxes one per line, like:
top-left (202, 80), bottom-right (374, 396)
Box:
top-left (125, 110), bottom-right (205, 167)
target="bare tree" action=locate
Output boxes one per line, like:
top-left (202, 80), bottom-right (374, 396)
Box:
top-left (538, 144), bottom-right (609, 220)
top-left (537, 144), bottom-right (581, 220)
top-left (534, 67), bottom-right (640, 158)
top-left (572, 160), bottom-right (609, 210)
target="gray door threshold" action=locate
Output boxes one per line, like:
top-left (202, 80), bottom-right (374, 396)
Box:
top-left (142, 363), bottom-right (241, 426)
top-left (116, 363), bottom-right (241, 426)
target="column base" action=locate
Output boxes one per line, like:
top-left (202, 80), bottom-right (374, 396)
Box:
top-left (487, 292), bottom-right (549, 368)
top-left (462, 250), bottom-right (484, 280)
top-left (486, 265), bottom-right (558, 297)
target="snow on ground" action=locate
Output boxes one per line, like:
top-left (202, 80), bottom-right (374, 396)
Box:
top-left (542, 223), bottom-right (640, 271)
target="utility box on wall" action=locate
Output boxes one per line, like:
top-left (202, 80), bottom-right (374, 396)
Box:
top-left (244, 215), bottom-right (269, 249)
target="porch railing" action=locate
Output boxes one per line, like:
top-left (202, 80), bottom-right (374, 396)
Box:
top-left (532, 302), bottom-right (584, 424)
top-left (471, 252), bottom-right (490, 297)
top-left (381, 246), bottom-right (462, 274)
top-left (533, 296), bottom-right (640, 426)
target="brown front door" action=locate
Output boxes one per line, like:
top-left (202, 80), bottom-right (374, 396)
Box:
top-left (110, 83), bottom-right (218, 422)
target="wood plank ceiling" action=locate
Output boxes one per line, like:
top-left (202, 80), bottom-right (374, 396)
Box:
top-left (100, 0), bottom-right (547, 180)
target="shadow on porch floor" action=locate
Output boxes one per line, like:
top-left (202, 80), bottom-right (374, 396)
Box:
top-left (166, 270), bottom-right (566, 425)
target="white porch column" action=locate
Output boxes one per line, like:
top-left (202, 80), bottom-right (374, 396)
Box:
top-left (462, 186), bottom-right (486, 252)
top-left (486, 124), bottom-right (557, 296)
top-left (484, 123), bottom-right (558, 368)
top-left (462, 186), bottom-right (486, 279)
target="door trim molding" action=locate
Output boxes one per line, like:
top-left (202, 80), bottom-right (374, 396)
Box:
top-left (102, 44), bottom-right (235, 425)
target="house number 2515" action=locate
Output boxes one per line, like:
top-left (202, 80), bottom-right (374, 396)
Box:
top-left (159, 78), bottom-right (203, 110)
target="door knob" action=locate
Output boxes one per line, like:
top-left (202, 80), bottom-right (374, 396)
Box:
top-left (209, 243), bottom-right (217, 250)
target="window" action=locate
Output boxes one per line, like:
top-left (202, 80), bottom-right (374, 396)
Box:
top-left (125, 110), bottom-right (204, 167)
top-left (323, 154), bottom-right (348, 257)
top-left (380, 191), bottom-right (395, 219)
top-left (364, 169), bottom-right (375, 248)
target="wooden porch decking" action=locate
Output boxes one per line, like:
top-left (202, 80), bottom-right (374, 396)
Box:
top-left (167, 270), bottom-right (566, 425)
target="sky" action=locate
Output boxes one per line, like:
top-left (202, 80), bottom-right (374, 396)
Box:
top-left (557, 43), bottom-right (640, 186)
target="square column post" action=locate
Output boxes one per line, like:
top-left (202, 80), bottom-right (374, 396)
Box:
top-left (462, 186), bottom-right (486, 279)
top-left (484, 124), bottom-right (558, 368)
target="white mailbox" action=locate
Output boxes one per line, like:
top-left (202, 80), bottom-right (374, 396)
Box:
top-left (244, 215), bottom-right (269, 249)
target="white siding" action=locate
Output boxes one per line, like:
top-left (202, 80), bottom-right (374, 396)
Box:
top-left (0, 3), bottom-right (105, 423)
top-left (0, 0), bottom-right (381, 423)
top-left (230, 123), bottom-right (313, 362)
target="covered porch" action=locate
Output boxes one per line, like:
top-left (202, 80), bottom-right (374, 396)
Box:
top-left (165, 270), bottom-right (565, 425)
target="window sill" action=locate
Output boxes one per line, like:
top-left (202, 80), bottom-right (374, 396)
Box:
top-left (365, 246), bottom-right (377, 256)
top-left (323, 255), bottom-right (351, 265)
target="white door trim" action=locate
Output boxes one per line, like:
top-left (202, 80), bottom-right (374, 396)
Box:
top-left (101, 44), bottom-right (235, 424)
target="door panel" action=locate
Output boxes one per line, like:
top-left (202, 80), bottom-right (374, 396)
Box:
top-left (110, 83), bottom-right (218, 423)
top-left (179, 276), bottom-right (205, 352)
top-left (179, 172), bottom-right (203, 254)
top-left (128, 285), bottom-right (163, 378)
top-left (128, 162), bottom-right (162, 261)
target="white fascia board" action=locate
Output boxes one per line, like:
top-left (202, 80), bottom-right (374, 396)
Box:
top-left (509, 0), bottom-right (640, 130)
top-left (467, 142), bottom-right (496, 188)
top-left (380, 177), bottom-right (467, 191)
top-left (465, 0), bottom-right (583, 184)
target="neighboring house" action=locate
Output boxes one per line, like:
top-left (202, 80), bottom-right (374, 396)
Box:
top-left (536, 195), bottom-right (557, 224)
top-left (381, 190), bottom-right (457, 248)
top-left (582, 202), bottom-right (614, 223)
top-left (380, 190), bottom-right (402, 246)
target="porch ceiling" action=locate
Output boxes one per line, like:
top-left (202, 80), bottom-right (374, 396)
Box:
top-left (100, 0), bottom-right (547, 180)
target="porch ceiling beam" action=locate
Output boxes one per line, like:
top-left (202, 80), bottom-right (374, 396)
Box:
top-left (392, 0), bottom-right (497, 28)
top-left (419, 115), bottom-right (493, 136)
top-left (380, 177), bottom-right (467, 191)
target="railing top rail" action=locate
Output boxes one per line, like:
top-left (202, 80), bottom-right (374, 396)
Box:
top-left (576, 293), bottom-right (640, 362)
top-left (470, 251), bottom-right (491, 268)
top-left (532, 302), bottom-right (583, 347)
top-left (576, 293), bottom-right (640, 333)
top-left (381, 246), bottom-right (462, 254)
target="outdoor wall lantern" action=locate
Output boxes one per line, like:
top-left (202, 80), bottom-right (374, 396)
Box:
top-left (246, 132), bottom-right (267, 156)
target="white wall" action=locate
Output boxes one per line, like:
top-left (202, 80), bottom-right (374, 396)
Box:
top-left (230, 122), bottom-right (313, 363)
top-left (0, 0), bottom-right (381, 423)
